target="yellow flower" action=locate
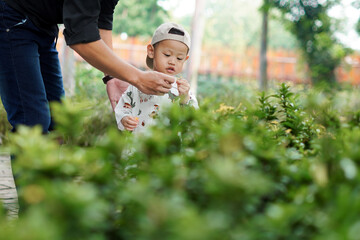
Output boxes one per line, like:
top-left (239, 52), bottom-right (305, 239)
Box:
top-left (215, 103), bottom-right (235, 113)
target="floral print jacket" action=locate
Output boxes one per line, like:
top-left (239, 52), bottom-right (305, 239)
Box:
top-left (114, 82), bottom-right (199, 133)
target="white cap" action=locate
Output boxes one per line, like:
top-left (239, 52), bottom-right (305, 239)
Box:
top-left (146, 22), bottom-right (191, 69)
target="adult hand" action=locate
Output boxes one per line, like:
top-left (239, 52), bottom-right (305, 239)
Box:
top-left (106, 78), bottom-right (130, 110)
top-left (135, 71), bottom-right (175, 95)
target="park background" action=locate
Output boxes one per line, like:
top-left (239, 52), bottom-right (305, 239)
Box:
top-left (2, 0), bottom-right (360, 239)
top-left (57, 0), bottom-right (360, 97)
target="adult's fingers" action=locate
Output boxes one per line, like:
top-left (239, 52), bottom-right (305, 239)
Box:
top-left (138, 71), bottom-right (175, 95)
top-left (161, 73), bottom-right (175, 84)
top-left (157, 86), bottom-right (171, 94)
top-left (162, 80), bottom-right (173, 90)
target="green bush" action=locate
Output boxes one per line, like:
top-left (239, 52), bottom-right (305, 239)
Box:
top-left (0, 99), bottom-right (11, 143)
top-left (2, 83), bottom-right (360, 239)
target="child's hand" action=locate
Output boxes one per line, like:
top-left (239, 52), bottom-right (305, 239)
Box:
top-left (121, 116), bottom-right (139, 131)
top-left (176, 78), bottom-right (190, 104)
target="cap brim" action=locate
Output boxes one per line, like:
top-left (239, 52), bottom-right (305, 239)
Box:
top-left (146, 56), bottom-right (153, 69)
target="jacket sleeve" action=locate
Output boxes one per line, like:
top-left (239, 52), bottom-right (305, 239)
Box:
top-left (63, 0), bottom-right (118, 45)
top-left (114, 86), bottom-right (134, 131)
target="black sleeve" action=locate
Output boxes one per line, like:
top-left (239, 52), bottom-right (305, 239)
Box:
top-left (63, 0), bottom-right (118, 45)
top-left (99, 0), bottom-right (118, 30)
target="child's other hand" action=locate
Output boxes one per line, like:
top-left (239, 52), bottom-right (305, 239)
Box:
top-left (177, 78), bottom-right (190, 104)
top-left (121, 116), bottom-right (139, 131)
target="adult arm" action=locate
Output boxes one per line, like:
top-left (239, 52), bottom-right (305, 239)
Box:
top-left (63, 0), bottom-right (174, 97)
top-left (99, 29), bottom-right (130, 110)
top-left (63, 0), bottom-right (175, 94)
top-left (69, 39), bottom-right (175, 95)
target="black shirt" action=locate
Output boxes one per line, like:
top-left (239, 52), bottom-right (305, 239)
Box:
top-left (4, 0), bottom-right (119, 45)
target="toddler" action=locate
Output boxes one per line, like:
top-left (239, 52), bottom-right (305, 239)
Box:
top-left (114, 22), bottom-right (198, 133)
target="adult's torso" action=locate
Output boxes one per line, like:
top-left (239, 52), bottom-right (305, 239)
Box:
top-left (4, 0), bottom-right (63, 36)
top-left (3, 0), bottom-right (118, 44)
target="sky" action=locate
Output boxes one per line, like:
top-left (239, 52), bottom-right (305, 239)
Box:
top-left (160, 0), bottom-right (360, 50)
top-left (159, 0), bottom-right (195, 17)
top-left (328, 0), bottom-right (360, 50)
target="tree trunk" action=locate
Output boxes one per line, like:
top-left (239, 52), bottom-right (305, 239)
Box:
top-left (259, 2), bottom-right (269, 91)
top-left (61, 46), bottom-right (75, 96)
top-left (59, 27), bottom-right (75, 97)
top-left (185, 0), bottom-right (206, 96)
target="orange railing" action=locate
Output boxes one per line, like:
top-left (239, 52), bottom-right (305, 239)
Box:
top-left (57, 35), bottom-right (360, 84)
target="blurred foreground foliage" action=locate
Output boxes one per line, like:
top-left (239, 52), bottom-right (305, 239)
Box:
top-left (2, 82), bottom-right (360, 240)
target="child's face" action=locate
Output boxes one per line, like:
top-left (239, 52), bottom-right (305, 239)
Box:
top-left (147, 40), bottom-right (189, 76)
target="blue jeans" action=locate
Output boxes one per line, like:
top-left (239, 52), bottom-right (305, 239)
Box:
top-left (0, 1), bottom-right (64, 133)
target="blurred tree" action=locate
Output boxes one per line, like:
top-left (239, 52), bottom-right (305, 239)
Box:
top-left (202, 0), bottom-right (261, 51)
top-left (186, 0), bottom-right (206, 96)
top-left (59, 26), bottom-right (75, 96)
top-left (259, 0), bottom-right (271, 91)
top-left (271, 0), bottom-right (348, 84)
top-left (353, 0), bottom-right (360, 35)
top-left (113, 0), bottom-right (169, 37)
top-left (187, 0), bottom-right (297, 52)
